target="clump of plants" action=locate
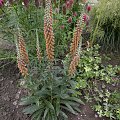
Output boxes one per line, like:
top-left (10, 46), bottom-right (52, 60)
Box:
top-left (90, 0), bottom-right (120, 51)
top-left (14, 0), bottom-right (89, 119)
top-left (1, 0), bottom-right (120, 120)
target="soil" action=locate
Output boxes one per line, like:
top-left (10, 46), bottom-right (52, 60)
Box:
top-left (0, 60), bottom-right (29, 120)
top-left (0, 54), bottom-right (119, 120)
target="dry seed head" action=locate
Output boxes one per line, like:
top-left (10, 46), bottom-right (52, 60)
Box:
top-left (68, 55), bottom-right (80, 76)
top-left (44, 0), bottom-right (54, 61)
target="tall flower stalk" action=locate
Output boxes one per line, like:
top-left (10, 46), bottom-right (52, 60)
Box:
top-left (69, 14), bottom-right (85, 76)
top-left (15, 30), bottom-right (29, 77)
top-left (68, 55), bottom-right (80, 76)
top-left (36, 29), bottom-right (42, 63)
top-left (70, 13), bottom-right (85, 58)
top-left (44, 0), bottom-right (54, 62)
top-left (18, 32), bottom-right (29, 64)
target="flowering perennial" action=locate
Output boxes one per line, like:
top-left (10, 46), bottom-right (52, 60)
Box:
top-left (70, 14), bottom-right (85, 58)
top-left (44, 0), bottom-right (54, 61)
top-left (68, 55), bottom-right (80, 76)
top-left (16, 31), bottom-right (29, 77)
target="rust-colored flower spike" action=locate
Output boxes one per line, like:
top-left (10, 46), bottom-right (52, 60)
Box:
top-left (17, 31), bottom-right (29, 77)
top-left (70, 14), bottom-right (85, 58)
top-left (68, 55), bottom-right (80, 76)
top-left (17, 58), bottom-right (28, 77)
top-left (18, 32), bottom-right (29, 64)
top-left (44, 0), bottom-right (54, 61)
top-left (14, 32), bottom-right (28, 77)
top-left (36, 29), bottom-right (42, 63)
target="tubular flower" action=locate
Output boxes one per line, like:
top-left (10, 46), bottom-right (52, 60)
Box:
top-left (17, 58), bottom-right (28, 77)
top-left (44, 0), bottom-right (54, 61)
top-left (68, 55), bottom-right (80, 76)
top-left (70, 14), bottom-right (85, 58)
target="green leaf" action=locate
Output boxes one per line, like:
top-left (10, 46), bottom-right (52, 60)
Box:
top-left (19, 96), bottom-right (36, 105)
top-left (22, 105), bottom-right (40, 115)
top-left (60, 94), bottom-right (69, 99)
top-left (61, 100), bottom-right (79, 107)
top-left (59, 111), bottom-right (68, 119)
top-left (64, 103), bottom-right (77, 115)
top-left (44, 100), bottom-right (54, 110)
top-left (32, 110), bottom-right (43, 120)
top-left (36, 89), bottom-right (51, 97)
top-left (56, 98), bottom-right (60, 116)
top-left (73, 107), bottom-right (81, 113)
top-left (31, 111), bottom-right (40, 120)
top-left (43, 108), bottom-right (49, 119)
top-left (67, 97), bottom-right (84, 105)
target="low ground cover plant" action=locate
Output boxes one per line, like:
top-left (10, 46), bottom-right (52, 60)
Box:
top-left (73, 45), bottom-right (120, 119)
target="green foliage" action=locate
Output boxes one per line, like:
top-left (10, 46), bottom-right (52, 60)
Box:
top-left (19, 60), bottom-right (84, 120)
top-left (73, 45), bottom-right (120, 119)
top-left (0, 0), bottom-right (85, 59)
top-left (90, 0), bottom-right (120, 51)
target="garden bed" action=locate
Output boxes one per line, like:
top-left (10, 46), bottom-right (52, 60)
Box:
top-left (0, 60), bottom-right (115, 120)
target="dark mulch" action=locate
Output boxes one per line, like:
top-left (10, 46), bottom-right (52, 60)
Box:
top-left (0, 60), bottom-right (29, 120)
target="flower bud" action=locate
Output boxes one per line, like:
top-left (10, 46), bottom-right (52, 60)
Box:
top-left (83, 14), bottom-right (87, 22)
top-left (86, 4), bottom-right (91, 12)
top-left (66, 1), bottom-right (70, 9)
top-left (68, 16), bottom-right (72, 23)
top-left (83, 14), bottom-right (90, 26)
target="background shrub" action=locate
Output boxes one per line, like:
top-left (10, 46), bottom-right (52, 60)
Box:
top-left (90, 0), bottom-right (120, 51)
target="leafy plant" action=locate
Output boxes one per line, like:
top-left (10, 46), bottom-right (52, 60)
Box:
top-left (73, 44), bottom-right (120, 119)
top-left (11, 0), bottom-right (87, 119)
top-left (20, 61), bottom-right (84, 120)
